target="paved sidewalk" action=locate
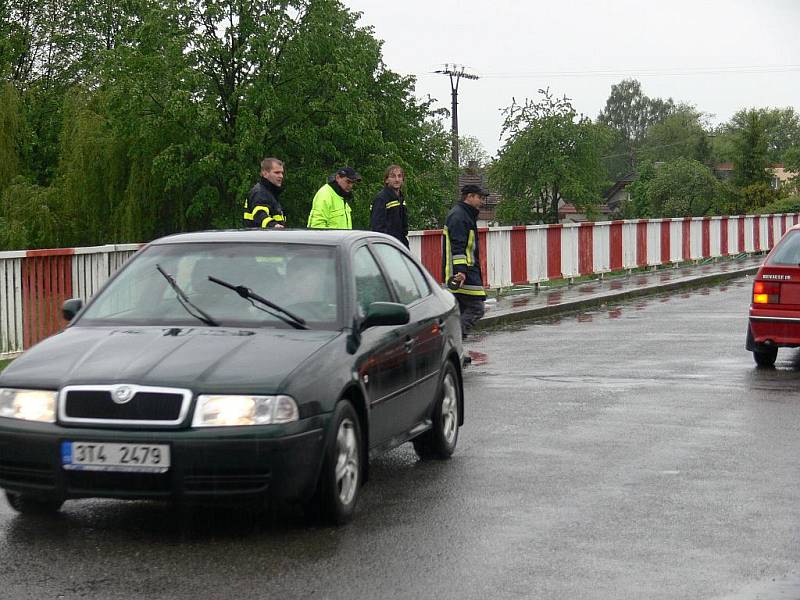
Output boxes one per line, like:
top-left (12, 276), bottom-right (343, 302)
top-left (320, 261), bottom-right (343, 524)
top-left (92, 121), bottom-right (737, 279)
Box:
top-left (475, 253), bottom-right (764, 329)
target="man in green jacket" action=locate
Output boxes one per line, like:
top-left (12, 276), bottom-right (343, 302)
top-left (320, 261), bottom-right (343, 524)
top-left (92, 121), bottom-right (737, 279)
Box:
top-left (307, 167), bottom-right (361, 229)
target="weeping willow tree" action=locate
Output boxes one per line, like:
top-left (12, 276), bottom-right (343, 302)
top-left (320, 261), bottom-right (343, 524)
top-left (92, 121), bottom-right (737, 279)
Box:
top-left (57, 89), bottom-right (131, 246)
top-left (0, 83), bottom-right (22, 190)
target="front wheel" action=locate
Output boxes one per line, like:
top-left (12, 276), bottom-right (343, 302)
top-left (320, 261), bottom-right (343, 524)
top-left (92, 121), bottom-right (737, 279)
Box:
top-left (5, 491), bottom-right (64, 515)
top-left (753, 346), bottom-right (778, 367)
top-left (413, 362), bottom-right (461, 460)
top-left (313, 400), bottom-right (362, 525)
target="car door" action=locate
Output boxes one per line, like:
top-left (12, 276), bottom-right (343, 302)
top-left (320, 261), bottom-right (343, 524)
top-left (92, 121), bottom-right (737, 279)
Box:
top-left (371, 243), bottom-right (445, 431)
top-left (351, 244), bottom-right (417, 448)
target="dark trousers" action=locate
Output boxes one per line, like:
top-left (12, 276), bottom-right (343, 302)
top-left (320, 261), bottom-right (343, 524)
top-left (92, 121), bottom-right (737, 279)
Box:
top-left (456, 294), bottom-right (485, 338)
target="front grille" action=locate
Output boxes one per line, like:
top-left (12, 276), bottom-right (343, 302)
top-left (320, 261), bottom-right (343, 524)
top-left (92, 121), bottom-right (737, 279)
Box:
top-left (59, 385), bottom-right (192, 426)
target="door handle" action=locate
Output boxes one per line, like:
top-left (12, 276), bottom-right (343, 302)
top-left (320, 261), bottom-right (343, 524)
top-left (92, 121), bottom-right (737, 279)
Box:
top-left (404, 336), bottom-right (414, 352)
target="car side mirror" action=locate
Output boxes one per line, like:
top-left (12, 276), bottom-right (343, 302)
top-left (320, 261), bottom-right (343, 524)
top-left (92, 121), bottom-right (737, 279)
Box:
top-left (359, 302), bottom-right (409, 331)
top-left (62, 298), bottom-right (84, 321)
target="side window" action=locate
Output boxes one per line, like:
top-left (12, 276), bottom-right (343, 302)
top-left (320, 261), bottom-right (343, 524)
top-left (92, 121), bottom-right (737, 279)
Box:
top-left (372, 244), bottom-right (423, 305)
top-left (353, 246), bottom-right (393, 315)
top-left (401, 253), bottom-right (432, 297)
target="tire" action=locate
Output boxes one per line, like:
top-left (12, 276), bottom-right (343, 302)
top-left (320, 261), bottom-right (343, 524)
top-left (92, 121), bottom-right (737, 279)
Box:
top-left (5, 491), bottom-right (64, 515)
top-left (313, 400), bottom-right (361, 526)
top-left (753, 346), bottom-right (778, 367)
top-left (413, 362), bottom-right (461, 460)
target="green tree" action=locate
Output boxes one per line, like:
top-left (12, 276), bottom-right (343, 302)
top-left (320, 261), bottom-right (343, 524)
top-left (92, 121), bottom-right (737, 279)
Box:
top-left (458, 135), bottom-right (490, 168)
top-left (597, 79), bottom-right (674, 176)
top-left (0, 0), bottom-right (454, 249)
top-left (0, 83), bottom-right (23, 190)
top-left (490, 89), bottom-right (612, 224)
top-left (732, 109), bottom-right (770, 188)
top-left (784, 146), bottom-right (800, 171)
top-left (639, 158), bottom-right (722, 217)
top-left (638, 106), bottom-right (711, 164)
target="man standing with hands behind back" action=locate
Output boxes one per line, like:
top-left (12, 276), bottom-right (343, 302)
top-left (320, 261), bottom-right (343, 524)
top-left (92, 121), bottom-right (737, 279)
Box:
top-left (243, 158), bottom-right (286, 228)
top-left (370, 164), bottom-right (409, 247)
top-left (443, 184), bottom-right (488, 338)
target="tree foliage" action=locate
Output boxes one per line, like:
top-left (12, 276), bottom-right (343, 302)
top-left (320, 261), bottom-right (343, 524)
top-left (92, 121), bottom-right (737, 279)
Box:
top-left (731, 109), bottom-right (771, 188)
top-left (0, 0), bottom-right (454, 250)
top-left (490, 89), bottom-right (612, 224)
top-left (628, 158), bottom-right (722, 218)
top-left (638, 106), bottom-right (711, 165)
top-left (597, 79), bottom-right (675, 176)
top-left (458, 135), bottom-right (490, 168)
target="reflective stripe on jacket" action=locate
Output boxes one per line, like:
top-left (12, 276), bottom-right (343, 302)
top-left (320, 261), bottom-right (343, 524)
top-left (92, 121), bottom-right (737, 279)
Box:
top-left (370, 186), bottom-right (409, 247)
top-left (307, 183), bottom-right (352, 229)
top-left (442, 201), bottom-right (485, 297)
top-left (243, 179), bottom-right (285, 228)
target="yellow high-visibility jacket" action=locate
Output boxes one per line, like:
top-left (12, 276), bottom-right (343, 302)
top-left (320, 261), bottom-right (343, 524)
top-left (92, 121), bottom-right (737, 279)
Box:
top-left (307, 183), bottom-right (352, 229)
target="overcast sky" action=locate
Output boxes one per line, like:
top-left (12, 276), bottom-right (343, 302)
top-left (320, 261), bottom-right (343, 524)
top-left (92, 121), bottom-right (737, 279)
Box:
top-left (343, 0), bottom-right (800, 157)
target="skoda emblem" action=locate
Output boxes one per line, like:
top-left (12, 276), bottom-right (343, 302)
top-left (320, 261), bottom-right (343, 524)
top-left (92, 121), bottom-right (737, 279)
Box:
top-left (112, 385), bottom-right (134, 404)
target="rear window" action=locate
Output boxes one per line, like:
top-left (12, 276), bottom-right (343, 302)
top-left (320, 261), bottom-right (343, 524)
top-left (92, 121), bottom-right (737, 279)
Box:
top-left (768, 231), bottom-right (800, 266)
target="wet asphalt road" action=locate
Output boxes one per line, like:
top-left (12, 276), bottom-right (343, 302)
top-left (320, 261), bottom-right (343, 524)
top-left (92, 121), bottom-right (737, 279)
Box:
top-left (3, 276), bottom-right (800, 600)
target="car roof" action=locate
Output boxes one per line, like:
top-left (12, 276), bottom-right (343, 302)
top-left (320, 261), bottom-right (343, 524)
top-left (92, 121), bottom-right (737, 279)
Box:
top-left (150, 229), bottom-right (391, 247)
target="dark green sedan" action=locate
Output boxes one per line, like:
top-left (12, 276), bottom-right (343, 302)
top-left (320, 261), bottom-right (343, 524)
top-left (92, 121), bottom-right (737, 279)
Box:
top-left (0, 230), bottom-right (464, 524)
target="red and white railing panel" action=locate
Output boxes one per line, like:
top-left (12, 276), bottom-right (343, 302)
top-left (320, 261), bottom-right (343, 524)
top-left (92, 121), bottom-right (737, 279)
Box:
top-left (408, 213), bottom-right (799, 289)
top-left (0, 245), bottom-right (140, 356)
top-left (2, 214), bottom-right (799, 356)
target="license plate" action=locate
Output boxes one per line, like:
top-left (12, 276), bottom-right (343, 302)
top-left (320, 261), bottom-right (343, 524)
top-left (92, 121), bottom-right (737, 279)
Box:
top-left (61, 442), bottom-right (170, 473)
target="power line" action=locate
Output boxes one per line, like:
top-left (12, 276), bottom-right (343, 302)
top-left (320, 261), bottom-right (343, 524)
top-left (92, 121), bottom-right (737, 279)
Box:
top-left (420, 64), bottom-right (800, 80)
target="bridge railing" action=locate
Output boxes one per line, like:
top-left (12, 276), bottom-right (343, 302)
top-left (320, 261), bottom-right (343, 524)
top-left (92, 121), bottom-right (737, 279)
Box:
top-left (2, 214), bottom-right (796, 356)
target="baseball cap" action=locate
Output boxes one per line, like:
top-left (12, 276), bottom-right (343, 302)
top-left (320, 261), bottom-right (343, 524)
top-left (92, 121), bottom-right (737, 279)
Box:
top-left (336, 167), bottom-right (362, 182)
top-left (460, 184), bottom-right (490, 197)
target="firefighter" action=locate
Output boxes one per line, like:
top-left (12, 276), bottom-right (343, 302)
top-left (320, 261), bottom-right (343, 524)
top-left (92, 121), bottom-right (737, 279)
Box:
top-left (370, 164), bottom-right (409, 247)
top-left (443, 184), bottom-right (488, 338)
top-left (243, 158), bottom-right (286, 229)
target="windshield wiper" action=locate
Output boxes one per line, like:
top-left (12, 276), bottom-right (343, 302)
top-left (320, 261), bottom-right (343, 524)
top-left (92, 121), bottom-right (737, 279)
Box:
top-left (208, 276), bottom-right (308, 330)
top-left (155, 264), bottom-right (219, 327)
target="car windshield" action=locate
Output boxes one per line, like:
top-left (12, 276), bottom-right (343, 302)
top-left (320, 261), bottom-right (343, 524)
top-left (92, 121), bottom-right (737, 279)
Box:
top-left (767, 230), bottom-right (800, 266)
top-left (78, 242), bottom-right (341, 329)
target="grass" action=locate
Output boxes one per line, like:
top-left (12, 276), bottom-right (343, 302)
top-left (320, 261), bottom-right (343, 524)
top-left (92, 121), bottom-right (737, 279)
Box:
top-left (0, 359), bottom-right (12, 372)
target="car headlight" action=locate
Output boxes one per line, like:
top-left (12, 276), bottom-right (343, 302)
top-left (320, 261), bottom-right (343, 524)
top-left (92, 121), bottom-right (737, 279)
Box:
top-left (192, 394), bottom-right (299, 427)
top-left (0, 388), bottom-right (57, 423)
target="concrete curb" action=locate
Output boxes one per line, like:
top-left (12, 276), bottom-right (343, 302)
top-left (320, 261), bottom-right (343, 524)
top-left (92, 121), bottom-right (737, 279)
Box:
top-left (475, 265), bottom-right (759, 329)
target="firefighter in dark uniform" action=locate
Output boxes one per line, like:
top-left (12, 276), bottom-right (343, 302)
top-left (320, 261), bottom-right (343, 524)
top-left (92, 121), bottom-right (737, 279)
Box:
top-left (370, 164), bottom-right (409, 247)
top-left (243, 157), bottom-right (286, 228)
top-left (443, 184), bottom-right (488, 338)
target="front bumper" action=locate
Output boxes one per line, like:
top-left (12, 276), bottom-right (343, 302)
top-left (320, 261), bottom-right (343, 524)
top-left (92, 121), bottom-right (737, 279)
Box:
top-left (749, 309), bottom-right (800, 347)
top-left (0, 416), bottom-right (328, 504)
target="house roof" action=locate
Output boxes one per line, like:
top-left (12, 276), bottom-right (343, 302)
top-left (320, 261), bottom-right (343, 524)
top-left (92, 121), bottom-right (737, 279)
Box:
top-left (603, 172), bottom-right (637, 200)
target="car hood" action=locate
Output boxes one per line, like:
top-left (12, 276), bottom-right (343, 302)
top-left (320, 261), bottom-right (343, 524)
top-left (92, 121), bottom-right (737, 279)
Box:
top-left (0, 326), bottom-right (342, 393)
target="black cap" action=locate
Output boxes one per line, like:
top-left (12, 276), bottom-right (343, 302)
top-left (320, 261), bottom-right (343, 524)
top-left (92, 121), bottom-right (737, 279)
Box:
top-left (461, 184), bottom-right (489, 197)
top-left (336, 167), bottom-right (362, 182)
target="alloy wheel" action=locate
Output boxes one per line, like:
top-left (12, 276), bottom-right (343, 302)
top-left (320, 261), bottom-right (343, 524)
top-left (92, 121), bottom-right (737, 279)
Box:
top-left (441, 372), bottom-right (458, 446)
top-left (334, 417), bottom-right (359, 506)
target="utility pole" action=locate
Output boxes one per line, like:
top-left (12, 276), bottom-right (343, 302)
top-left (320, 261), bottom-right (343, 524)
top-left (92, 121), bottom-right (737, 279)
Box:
top-left (434, 64), bottom-right (479, 167)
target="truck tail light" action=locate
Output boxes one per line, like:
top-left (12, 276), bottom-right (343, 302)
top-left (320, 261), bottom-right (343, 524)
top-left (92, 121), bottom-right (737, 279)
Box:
top-left (753, 280), bottom-right (781, 304)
